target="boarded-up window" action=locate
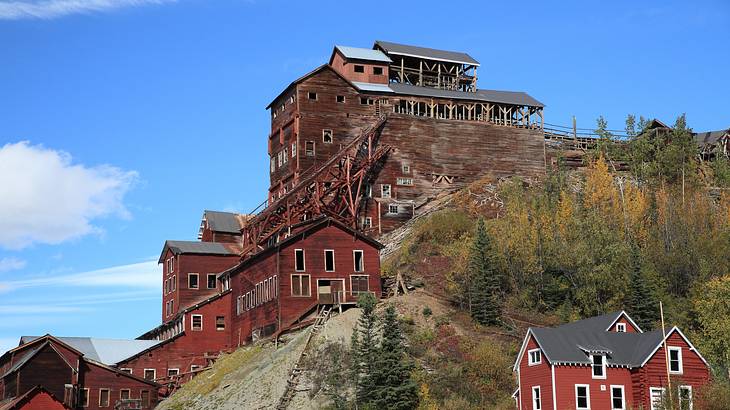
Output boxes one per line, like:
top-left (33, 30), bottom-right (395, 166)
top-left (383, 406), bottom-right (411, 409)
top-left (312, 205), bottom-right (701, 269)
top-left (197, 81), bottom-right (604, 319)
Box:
top-left (141, 390), bottom-right (150, 408)
top-left (291, 274), bottom-right (311, 297)
top-left (351, 275), bottom-right (369, 294)
top-left (295, 249), bottom-right (305, 271)
top-left (216, 316), bottom-right (225, 331)
top-left (325, 250), bottom-right (335, 272)
top-left (354, 250), bottom-right (364, 272)
top-left (305, 141), bottom-right (315, 156)
top-left (207, 274), bottom-right (217, 289)
top-left (192, 315), bottom-right (203, 331)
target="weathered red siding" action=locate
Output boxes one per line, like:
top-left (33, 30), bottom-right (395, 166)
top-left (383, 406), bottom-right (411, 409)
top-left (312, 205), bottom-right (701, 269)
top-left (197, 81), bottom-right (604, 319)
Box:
top-left (79, 361), bottom-right (158, 410)
top-left (330, 51), bottom-right (389, 84)
top-left (518, 336), bottom-right (553, 410)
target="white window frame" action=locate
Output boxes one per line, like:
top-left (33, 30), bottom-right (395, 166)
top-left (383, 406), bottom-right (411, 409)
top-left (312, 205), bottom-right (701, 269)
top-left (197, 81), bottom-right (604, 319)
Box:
top-left (99, 388), bottom-right (110, 408)
top-left (305, 140), bottom-right (315, 156)
top-left (527, 348), bottom-right (541, 366)
top-left (81, 388), bottom-right (90, 407)
top-left (610, 385), bottom-right (625, 410)
top-left (616, 323), bottom-right (626, 332)
top-left (324, 249), bottom-right (335, 272)
top-left (650, 387), bottom-right (665, 410)
top-left (591, 354), bottom-right (607, 379)
top-left (322, 129), bottom-right (333, 144)
top-left (119, 389), bottom-right (130, 400)
top-left (402, 164), bottom-right (410, 173)
top-left (363, 216), bottom-right (372, 229)
top-left (575, 384), bottom-right (591, 410)
top-left (532, 386), bottom-right (541, 410)
top-left (167, 368), bottom-right (180, 377)
top-left (191, 314), bottom-right (203, 331)
top-left (143, 368), bottom-right (156, 381)
top-left (120, 368), bottom-right (132, 374)
top-left (353, 250), bottom-right (364, 272)
top-left (291, 142), bottom-right (296, 157)
top-left (396, 177), bottom-right (413, 186)
top-left (388, 204), bottom-right (399, 214)
top-left (191, 364), bottom-right (202, 372)
top-left (381, 184), bottom-right (391, 198)
top-left (291, 273), bottom-right (311, 297)
top-left (295, 249), bottom-right (306, 272)
top-left (188, 273), bottom-right (199, 289)
top-left (207, 273), bottom-right (217, 289)
top-left (350, 274), bottom-right (370, 294)
top-left (678, 385), bottom-right (693, 410)
top-left (216, 316), bottom-right (225, 331)
top-left (668, 346), bottom-right (683, 374)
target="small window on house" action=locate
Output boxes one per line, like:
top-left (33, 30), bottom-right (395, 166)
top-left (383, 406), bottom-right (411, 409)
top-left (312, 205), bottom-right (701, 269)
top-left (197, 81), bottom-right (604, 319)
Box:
top-left (81, 388), bottom-right (90, 407)
top-left (191, 365), bottom-right (202, 373)
top-left (283, 147), bottom-right (288, 164)
top-left (99, 389), bottom-right (110, 407)
top-left (402, 164), bottom-right (410, 173)
top-left (351, 275), bottom-right (369, 294)
top-left (273, 110), bottom-right (278, 119)
top-left (291, 274), bottom-right (311, 297)
top-left (364, 184), bottom-right (372, 198)
top-left (295, 249), bottom-right (305, 271)
top-left (278, 150), bottom-right (283, 167)
top-left (305, 141), bottom-right (315, 156)
top-left (532, 386), bottom-right (541, 410)
top-left (669, 347), bottom-right (683, 374)
top-left (373, 66), bottom-right (383, 75)
top-left (308, 92), bottom-right (317, 100)
top-left (291, 142), bottom-right (296, 157)
top-left (575, 385), bottom-right (590, 410)
top-left (120, 389), bottom-right (130, 400)
top-left (679, 386), bottom-right (692, 410)
top-left (528, 349), bottom-right (541, 366)
top-left (396, 177), bottom-right (413, 186)
top-left (270, 157), bottom-right (276, 173)
top-left (353, 250), bottom-right (364, 272)
top-left (207, 274), bottom-right (217, 289)
top-left (616, 323), bottom-right (626, 332)
top-left (144, 369), bottom-right (156, 381)
top-left (141, 390), bottom-right (150, 408)
top-left (191, 314), bottom-right (203, 331)
top-left (360, 97), bottom-right (374, 105)
top-left (381, 184), bottom-right (391, 198)
top-left (611, 385), bottom-right (625, 410)
top-left (167, 368), bottom-right (179, 377)
top-left (388, 204), bottom-right (399, 214)
top-left (336, 95), bottom-right (345, 103)
top-left (354, 65), bottom-right (364, 73)
top-left (216, 316), bottom-right (225, 331)
top-left (324, 250), bottom-right (335, 272)
top-left (323, 129), bottom-right (333, 144)
top-left (120, 368), bottom-right (132, 374)
top-left (362, 216), bottom-right (372, 229)
top-left (188, 273), bottom-right (199, 289)
top-left (591, 354), bottom-right (606, 378)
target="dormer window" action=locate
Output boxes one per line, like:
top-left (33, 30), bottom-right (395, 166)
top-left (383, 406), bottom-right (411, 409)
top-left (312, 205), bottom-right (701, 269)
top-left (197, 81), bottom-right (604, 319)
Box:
top-left (528, 348), bottom-right (541, 366)
top-left (591, 354), bottom-right (606, 379)
top-left (616, 323), bottom-right (626, 332)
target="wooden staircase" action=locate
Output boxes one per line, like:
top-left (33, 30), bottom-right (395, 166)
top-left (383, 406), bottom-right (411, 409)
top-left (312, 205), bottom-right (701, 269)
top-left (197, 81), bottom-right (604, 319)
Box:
top-left (275, 305), bottom-right (333, 410)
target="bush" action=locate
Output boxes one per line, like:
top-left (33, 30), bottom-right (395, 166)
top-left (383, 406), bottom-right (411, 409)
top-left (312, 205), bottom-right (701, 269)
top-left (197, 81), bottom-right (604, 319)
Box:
top-left (422, 306), bottom-right (433, 317)
top-left (695, 379), bottom-right (730, 410)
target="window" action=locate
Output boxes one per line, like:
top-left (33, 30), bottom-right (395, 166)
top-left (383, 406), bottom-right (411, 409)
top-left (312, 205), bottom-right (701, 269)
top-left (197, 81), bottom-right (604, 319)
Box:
top-left (188, 273), bottom-right (199, 289)
top-left (323, 129), bottom-right (333, 144)
top-left (575, 384), bottom-right (590, 410)
top-left (381, 184), bottom-right (391, 198)
top-left (351, 275), bottom-right (369, 294)
top-left (336, 95), bottom-right (345, 103)
top-left (354, 65), bottom-right (364, 73)
top-left (278, 150), bottom-right (283, 166)
top-left (364, 184), bottom-right (372, 198)
top-left (388, 204), bottom-right (399, 214)
top-left (616, 323), bottom-right (626, 332)
top-left (167, 368), bottom-right (179, 377)
top-left (323, 249), bottom-right (335, 272)
top-left (164, 277), bottom-right (168, 294)
top-left (271, 157), bottom-right (276, 172)
top-left (591, 354), bottom-right (606, 379)
top-left (283, 148), bottom-right (288, 164)
top-left (305, 141), bottom-right (315, 156)
top-left (216, 316), bottom-right (225, 331)
top-left (397, 177), bottom-right (413, 186)
top-left (191, 314), bottom-right (203, 331)
top-left (81, 388), bottom-right (90, 407)
top-left (362, 217), bottom-right (372, 229)
top-left (402, 164), bottom-right (410, 173)
top-left (611, 385), bottom-right (625, 410)
top-left (308, 92), bottom-right (317, 100)
top-left (360, 97), bottom-right (374, 105)
top-left (291, 274), bottom-right (311, 297)
top-left (650, 387), bottom-right (665, 410)
top-left (170, 300), bottom-right (174, 315)
top-left (191, 364), bottom-right (202, 372)
top-left (373, 66), bottom-right (383, 75)
top-left (291, 143), bottom-right (296, 157)
top-left (120, 389), bottom-right (130, 400)
top-left (207, 274), bottom-right (217, 289)
top-left (172, 276), bottom-right (176, 291)
top-left (295, 249), bottom-right (305, 271)
top-left (120, 368), bottom-right (132, 374)
top-left (532, 386), bottom-right (541, 410)
top-left (353, 250), bottom-right (364, 272)
top-left (679, 386), bottom-right (692, 410)
top-left (669, 346), bottom-right (683, 374)
top-left (141, 390), bottom-right (150, 408)
top-left (144, 369), bottom-right (156, 381)
top-left (528, 348), bottom-right (541, 366)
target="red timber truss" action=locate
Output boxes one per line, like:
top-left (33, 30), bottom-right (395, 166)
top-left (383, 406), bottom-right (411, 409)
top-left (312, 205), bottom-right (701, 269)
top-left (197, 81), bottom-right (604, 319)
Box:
top-left (241, 115), bottom-right (390, 257)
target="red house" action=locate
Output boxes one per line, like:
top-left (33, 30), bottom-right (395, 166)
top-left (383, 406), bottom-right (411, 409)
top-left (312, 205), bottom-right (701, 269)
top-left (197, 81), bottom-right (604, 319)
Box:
top-left (220, 216), bottom-right (383, 346)
top-left (514, 311), bottom-right (710, 410)
top-left (0, 335), bottom-right (160, 410)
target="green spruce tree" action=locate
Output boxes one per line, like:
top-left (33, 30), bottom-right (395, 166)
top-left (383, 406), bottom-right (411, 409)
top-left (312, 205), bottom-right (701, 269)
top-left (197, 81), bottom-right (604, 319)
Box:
top-left (626, 246), bottom-right (659, 330)
top-left (468, 218), bottom-right (502, 326)
top-left (350, 292), bottom-right (378, 405)
top-left (370, 305), bottom-right (418, 410)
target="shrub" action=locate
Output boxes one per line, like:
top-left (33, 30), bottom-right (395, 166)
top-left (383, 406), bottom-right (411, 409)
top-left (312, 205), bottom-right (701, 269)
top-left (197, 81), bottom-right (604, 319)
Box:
top-left (422, 306), bottom-right (433, 317)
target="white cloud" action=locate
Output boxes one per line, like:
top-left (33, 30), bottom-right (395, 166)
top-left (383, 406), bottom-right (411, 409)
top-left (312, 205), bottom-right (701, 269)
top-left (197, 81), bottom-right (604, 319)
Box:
top-left (0, 0), bottom-right (176, 20)
top-left (0, 257), bottom-right (26, 272)
top-left (0, 141), bottom-right (138, 250)
top-left (0, 259), bottom-right (161, 291)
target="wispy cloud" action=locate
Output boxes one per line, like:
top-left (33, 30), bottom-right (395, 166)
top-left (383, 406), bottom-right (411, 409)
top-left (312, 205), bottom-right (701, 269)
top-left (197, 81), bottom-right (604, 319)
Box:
top-left (0, 0), bottom-right (176, 20)
top-left (0, 257), bottom-right (26, 273)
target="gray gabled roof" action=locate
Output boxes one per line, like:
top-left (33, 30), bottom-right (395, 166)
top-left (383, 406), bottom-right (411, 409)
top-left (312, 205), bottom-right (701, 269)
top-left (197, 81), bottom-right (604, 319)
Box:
top-left (19, 336), bottom-right (160, 365)
top-left (204, 210), bottom-right (243, 234)
top-left (334, 46), bottom-right (392, 63)
top-left (694, 129), bottom-right (729, 146)
top-left (159, 240), bottom-right (238, 262)
top-left (374, 40), bottom-right (480, 66)
top-left (387, 82), bottom-right (544, 108)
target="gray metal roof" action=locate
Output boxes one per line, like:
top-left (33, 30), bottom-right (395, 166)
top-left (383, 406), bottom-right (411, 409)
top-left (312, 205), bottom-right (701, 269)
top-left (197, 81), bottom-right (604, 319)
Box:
top-left (19, 336), bottom-right (160, 365)
top-left (1, 344), bottom-right (43, 378)
top-left (694, 129), bottom-right (728, 145)
top-left (160, 240), bottom-right (237, 262)
top-left (204, 210), bottom-right (243, 234)
top-left (388, 82), bottom-right (544, 108)
top-left (352, 81), bottom-right (394, 93)
top-left (335, 46), bottom-right (392, 63)
top-left (374, 40), bottom-right (480, 66)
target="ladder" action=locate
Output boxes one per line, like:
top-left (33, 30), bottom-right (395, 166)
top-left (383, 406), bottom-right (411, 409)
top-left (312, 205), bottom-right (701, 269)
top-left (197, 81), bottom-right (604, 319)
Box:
top-left (275, 306), bottom-right (332, 410)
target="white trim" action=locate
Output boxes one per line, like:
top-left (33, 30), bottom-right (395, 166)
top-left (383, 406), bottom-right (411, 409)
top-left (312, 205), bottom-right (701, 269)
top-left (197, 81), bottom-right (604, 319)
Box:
top-left (206, 273), bottom-right (217, 289)
top-left (324, 249), bottom-right (335, 272)
top-left (639, 327), bottom-right (709, 368)
top-left (668, 346), bottom-right (683, 374)
top-left (678, 385), bottom-right (693, 410)
top-left (188, 273), bottom-right (199, 289)
top-left (353, 249), bottom-right (364, 272)
top-left (610, 385), bottom-right (625, 410)
top-left (349, 274), bottom-right (370, 294)
top-left (81, 388), bottom-right (90, 407)
top-left (649, 387), bottom-right (665, 410)
top-left (528, 348), bottom-right (542, 366)
top-left (615, 323), bottom-right (627, 332)
top-left (550, 364), bottom-right (557, 410)
top-left (513, 329), bottom-right (553, 371)
top-left (98, 388), bottom-right (110, 408)
top-left (590, 353), bottom-right (607, 379)
top-left (575, 384), bottom-right (591, 410)
top-left (143, 368), bottom-right (156, 381)
top-left (120, 368), bottom-right (132, 374)
top-left (167, 368), bottom-right (180, 376)
top-left (191, 314), bottom-right (203, 331)
top-left (119, 389), bottom-right (131, 400)
top-left (294, 249), bottom-right (306, 272)
top-left (531, 386), bottom-right (541, 410)
top-left (290, 273), bottom-right (311, 297)
top-left (606, 311), bottom-right (644, 333)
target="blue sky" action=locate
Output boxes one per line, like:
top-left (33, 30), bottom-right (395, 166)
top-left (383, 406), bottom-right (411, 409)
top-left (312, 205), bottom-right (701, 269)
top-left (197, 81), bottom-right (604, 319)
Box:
top-left (0, 0), bottom-right (728, 354)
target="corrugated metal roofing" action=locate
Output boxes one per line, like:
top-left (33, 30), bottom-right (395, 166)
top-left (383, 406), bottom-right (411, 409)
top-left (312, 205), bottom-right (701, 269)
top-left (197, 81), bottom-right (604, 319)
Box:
top-left (19, 336), bottom-right (160, 365)
top-left (375, 40), bottom-right (480, 66)
top-left (352, 81), bottom-right (394, 93)
top-left (335, 46), bottom-right (392, 63)
top-left (204, 210), bottom-right (243, 234)
top-left (388, 82), bottom-right (544, 108)
top-left (159, 240), bottom-right (237, 262)
top-left (694, 129), bottom-right (728, 145)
